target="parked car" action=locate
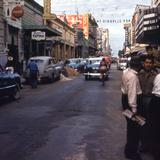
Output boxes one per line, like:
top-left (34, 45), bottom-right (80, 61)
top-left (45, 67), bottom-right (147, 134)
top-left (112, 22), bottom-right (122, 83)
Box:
top-left (83, 62), bottom-right (109, 80)
top-left (117, 58), bottom-right (128, 70)
top-left (0, 70), bottom-right (21, 100)
top-left (24, 56), bottom-right (62, 83)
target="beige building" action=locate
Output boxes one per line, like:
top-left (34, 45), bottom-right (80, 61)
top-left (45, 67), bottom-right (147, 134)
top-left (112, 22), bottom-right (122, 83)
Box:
top-left (46, 17), bottom-right (75, 60)
top-left (43, 0), bottom-right (75, 60)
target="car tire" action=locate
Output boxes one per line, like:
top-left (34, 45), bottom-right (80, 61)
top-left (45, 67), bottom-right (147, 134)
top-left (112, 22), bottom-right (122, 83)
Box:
top-left (85, 75), bottom-right (90, 80)
top-left (50, 73), bottom-right (55, 83)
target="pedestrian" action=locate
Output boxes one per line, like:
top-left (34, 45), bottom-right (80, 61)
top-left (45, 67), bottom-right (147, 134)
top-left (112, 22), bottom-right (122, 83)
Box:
top-left (99, 58), bottom-right (108, 79)
top-left (148, 73), bottom-right (160, 160)
top-left (121, 56), bottom-right (143, 160)
top-left (138, 55), bottom-right (157, 152)
top-left (27, 60), bottom-right (39, 89)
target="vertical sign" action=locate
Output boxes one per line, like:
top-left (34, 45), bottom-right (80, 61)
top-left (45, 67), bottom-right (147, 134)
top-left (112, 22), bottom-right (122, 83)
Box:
top-left (83, 14), bottom-right (89, 39)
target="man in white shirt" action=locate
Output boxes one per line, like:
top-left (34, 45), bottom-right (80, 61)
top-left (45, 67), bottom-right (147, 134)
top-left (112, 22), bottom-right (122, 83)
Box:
top-left (121, 56), bottom-right (142, 160)
top-left (148, 73), bottom-right (160, 160)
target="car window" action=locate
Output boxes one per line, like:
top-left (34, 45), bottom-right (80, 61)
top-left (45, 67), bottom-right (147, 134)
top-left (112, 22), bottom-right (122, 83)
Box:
top-left (120, 60), bottom-right (128, 63)
top-left (30, 59), bottom-right (44, 64)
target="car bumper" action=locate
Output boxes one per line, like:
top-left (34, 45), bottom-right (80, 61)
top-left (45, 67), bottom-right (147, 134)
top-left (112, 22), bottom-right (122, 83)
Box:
top-left (84, 72), bottom-right (101, 77)
top-left (0, 85), bottom-right (16, 96)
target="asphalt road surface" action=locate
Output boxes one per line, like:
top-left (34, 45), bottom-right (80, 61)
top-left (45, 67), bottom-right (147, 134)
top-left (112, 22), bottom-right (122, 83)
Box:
top-left (0, 64), bottom-right (154, 160)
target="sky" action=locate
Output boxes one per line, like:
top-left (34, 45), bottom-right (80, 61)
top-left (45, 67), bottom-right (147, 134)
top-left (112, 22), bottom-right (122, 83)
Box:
top-left (35, 0), bottom-right (151, 56)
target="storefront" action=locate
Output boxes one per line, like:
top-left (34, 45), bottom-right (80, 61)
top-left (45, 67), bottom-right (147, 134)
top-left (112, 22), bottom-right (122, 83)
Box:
top-left (23, 25), bottom-right (61, 60)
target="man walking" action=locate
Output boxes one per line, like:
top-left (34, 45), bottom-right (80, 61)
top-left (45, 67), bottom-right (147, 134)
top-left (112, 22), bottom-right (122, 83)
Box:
top-left (121, 56), bottom-right (142, 160)
top-left (27, 60), bottom-right (39, 89)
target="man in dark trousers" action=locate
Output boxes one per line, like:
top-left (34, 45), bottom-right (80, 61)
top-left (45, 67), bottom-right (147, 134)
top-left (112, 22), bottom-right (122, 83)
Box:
top-left (27, 60), bottom-right (39, 89)
top-left (121, 56), bottom-right (142, 160)
top-left (138, 55), bottom-right (157, 152)
top-left (148, 73), bottom-right (160, 160)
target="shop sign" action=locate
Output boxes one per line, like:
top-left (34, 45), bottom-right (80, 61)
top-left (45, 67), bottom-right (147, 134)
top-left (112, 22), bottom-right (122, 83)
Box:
top-left (12, 5), bottom-right (24, 18)
top-left (32, 31), bottom-right (46, 41)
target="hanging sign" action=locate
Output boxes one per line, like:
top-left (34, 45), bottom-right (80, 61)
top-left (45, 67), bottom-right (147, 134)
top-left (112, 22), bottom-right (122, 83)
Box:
top-left (12, 5), bottom-right (24, 18)
top-left (32, 31), bottom-right (46, 41)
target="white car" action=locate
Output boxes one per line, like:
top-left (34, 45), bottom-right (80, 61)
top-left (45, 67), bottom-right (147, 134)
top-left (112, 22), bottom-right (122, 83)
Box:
top-left (24, 56), bottom-right (62, 82)
top-left (117, 58), bottom-right (128, 70)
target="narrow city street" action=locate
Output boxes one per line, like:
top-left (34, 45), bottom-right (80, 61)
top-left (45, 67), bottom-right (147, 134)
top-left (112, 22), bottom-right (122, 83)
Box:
top-left (0, 65), bottom-right (154, 160)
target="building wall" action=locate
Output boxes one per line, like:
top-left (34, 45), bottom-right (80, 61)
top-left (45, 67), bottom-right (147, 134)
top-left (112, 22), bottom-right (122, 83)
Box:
top-left (152, 0), bottom-right (160, 6)
top-left (50, 19), bottom-right (75, 59)
top-left (97, 28), bottom-right (109, 54)
top-left (22, 1), bottom-right (43, 26)
top-left (0, 0), bottom-right (5, 54)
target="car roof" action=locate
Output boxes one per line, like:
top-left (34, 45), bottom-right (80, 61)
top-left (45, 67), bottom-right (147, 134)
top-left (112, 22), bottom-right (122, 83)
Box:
top-left (30, 56), bottom-right (54, 60)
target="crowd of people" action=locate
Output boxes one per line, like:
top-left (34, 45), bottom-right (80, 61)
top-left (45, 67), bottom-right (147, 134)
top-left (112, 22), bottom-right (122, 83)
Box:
top-left (121, 46), bottom-right (160, 160)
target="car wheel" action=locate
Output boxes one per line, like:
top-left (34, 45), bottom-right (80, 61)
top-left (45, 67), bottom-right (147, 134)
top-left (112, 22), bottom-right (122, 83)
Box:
top-left (51, 73), bottom-right (55, 82)
top-left (10, 87), bottom-right (20, 100)
top-left (85, 75), bottom-right (90, 80)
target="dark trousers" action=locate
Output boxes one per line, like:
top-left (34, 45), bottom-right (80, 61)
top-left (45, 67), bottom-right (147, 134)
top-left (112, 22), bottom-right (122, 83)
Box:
top-left (125, 118), bottom-right (141, 157)
top-left (148, 95), bottom-right (160, 159)
top-left (29, 72), bottom-right (38, 88)
top-left (122, 94), bottom-right (142, 157)
top-left (140, 96), bottom-right (152, 150)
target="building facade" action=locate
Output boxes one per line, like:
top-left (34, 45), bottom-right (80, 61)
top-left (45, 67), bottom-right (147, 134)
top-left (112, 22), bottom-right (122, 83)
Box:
top-left (97, 28), bottom-right (110, 55)
top-left (0, 0), bottom-right (6, 67)
top-left (57, 13), bottom-right (98, 57)
top-left (46, 17), bottom-right (75, 60)
top-left (135, 5), bottom-right (160, 45)
top-left (3, 0), bottom-right (25, 72)
top-left (131, 5), bottom-right (150, 46)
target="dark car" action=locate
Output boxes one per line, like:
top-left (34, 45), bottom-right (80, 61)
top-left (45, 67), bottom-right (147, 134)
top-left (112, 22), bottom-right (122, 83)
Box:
top-left (83, 62), bottom-right (109, 80)
top-left (0, 70), bottom-right (21, 100)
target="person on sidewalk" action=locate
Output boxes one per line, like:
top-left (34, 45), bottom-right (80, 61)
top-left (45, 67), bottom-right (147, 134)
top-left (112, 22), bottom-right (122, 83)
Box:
top-left (121, 56), bottom-right (143, 160)
top-left (27, 60), bottom-right (39, 89)
top-left (148, 73), bottom-right (160, 160)
top-left (138, 55), bottom-right (157, 152)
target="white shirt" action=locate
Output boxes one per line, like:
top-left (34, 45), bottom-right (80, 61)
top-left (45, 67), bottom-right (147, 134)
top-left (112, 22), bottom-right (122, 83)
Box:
top-left (121, 68), bottom-right (142, 109)
top-left (152, 73), bottom-right (160, 96)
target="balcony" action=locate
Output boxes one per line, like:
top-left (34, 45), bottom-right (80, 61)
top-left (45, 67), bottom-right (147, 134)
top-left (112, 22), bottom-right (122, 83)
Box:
top-left (136, 6), bottom-right (160, 44)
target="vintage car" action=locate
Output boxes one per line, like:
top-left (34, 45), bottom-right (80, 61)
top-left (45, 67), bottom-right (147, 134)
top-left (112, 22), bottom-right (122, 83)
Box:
top-left (117, 58), bottom-right (128, 70)
top-left (24, 56), bottom-right (62, 83)
top-left (0, 70), bottom-right (21, 100)
top-left (83, 62), bottom-right (110, 80)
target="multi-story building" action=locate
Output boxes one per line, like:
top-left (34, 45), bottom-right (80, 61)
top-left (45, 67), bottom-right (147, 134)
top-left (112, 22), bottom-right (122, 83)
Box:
top-left (135, 4), bottom-right (160, 45)
top-left (97, 28), bottom-right (110, 55)
top-left (124, 23), bottom-right (131, 48)
top-left (131, 5), bottom-right (150, 46)
top-left (42, 0), bottom-right (75, 60)
top-left (58, 13), bottom-right (98, 57)
top-left (45, 18), bottom-right (75, 60)
top-left (22, 0), bottom-right (62, 61)
top-left (3, 0), bottom-right (25, 72)
top-left (74, 28), bottom-right (88, 58)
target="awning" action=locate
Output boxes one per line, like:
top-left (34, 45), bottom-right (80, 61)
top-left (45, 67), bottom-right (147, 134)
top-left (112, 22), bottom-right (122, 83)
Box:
top-left (23, 25), bottom-right (62, 36)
